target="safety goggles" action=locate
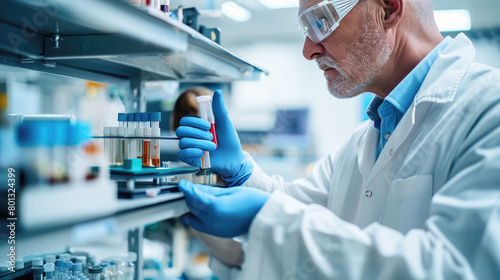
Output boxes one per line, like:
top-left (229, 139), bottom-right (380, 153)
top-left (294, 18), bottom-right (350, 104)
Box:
top-left (297, 0), bottom-right (360, 43)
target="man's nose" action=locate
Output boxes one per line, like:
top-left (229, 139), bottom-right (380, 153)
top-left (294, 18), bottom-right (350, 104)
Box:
top-left (302, 36), bottom-right (323, 60)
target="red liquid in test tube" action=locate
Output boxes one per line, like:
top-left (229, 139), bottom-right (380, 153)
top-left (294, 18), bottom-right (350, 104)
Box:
top-left (209, 123), bottom-right (218, 147)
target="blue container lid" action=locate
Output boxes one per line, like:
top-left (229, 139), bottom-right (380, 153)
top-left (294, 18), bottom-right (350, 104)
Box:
top-left (150, 112), bottom-right (161, 121)
top-left (88, 266), bottom-right (102, 274)
top-left (55, 260), bottom-right (62, 266)
top-left (16, 122), bottom-right (52, 147)
top-left (141, 112), bottom-right (150, 121)
top-left (127, 113), bottom-right (134, 122)
top-left (49, 121), bottom-right (68, 146)
top-left (66, 122), bottom-right (91, 146)
top-left (118, 113), bottom-right (127, 122)
top-left (64, 261), bottom-right (73, 269)
top-left (134, 113), bottom-right (141, 122)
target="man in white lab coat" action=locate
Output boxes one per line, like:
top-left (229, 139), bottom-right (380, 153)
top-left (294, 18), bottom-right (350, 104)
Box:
top-left (175, 0), bottom-right (500, 278)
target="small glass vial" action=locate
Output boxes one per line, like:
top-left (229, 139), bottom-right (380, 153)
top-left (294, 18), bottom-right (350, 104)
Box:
top-left (100, 261), bottom-right (112, 280)
top-left (31, 266), bottom-right (44, 280)
top-left (121, 252), bottom-right (136, 280)
top-left (44, 263), bottom-right (55, 280)
top-left (88, 266), bottom-right (102, 280)
top-left (109, 261), bottom-right (124, 280)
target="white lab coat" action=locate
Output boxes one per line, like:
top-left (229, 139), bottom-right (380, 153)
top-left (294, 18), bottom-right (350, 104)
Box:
top-left (209, 33), bottom-right (500, 279)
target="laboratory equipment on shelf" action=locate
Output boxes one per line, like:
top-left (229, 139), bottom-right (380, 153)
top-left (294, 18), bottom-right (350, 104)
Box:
top-left (13, 116), bottom-right (116, 231)
top-left (16, 120), bottom-right (93, 186)
top-left (103, 112), bottom-right (164, 168)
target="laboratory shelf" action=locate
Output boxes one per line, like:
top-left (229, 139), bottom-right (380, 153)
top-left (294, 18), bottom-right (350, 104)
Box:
top-left (0, 0), bottom-right (267, 83)
top-left (15, 194), bottom-right (189, 260)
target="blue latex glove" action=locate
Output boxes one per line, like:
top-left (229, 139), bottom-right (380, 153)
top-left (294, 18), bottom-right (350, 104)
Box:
top-left (178, 179), bottom-right (270, 238)
top-left (176, 90), bottom-right (253, 187)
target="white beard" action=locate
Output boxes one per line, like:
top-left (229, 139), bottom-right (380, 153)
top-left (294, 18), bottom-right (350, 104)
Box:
top-left (316, 9), bottom-right (392, 99)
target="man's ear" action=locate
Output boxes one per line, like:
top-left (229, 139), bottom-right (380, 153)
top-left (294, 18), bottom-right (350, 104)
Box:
top-left (382, 0), bottom-right (404, 30)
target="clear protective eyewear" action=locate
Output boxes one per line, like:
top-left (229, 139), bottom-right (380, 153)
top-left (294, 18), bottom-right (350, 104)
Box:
top-left (297, 0), bottom-right (360, 43)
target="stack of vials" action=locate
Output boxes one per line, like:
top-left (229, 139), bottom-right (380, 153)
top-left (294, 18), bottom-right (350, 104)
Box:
top-left (104, 112), bottom-right (161, 167)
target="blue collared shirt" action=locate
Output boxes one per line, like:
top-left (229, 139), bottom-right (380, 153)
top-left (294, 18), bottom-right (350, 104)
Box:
top-left (366, 37), bottom-right (452, 159)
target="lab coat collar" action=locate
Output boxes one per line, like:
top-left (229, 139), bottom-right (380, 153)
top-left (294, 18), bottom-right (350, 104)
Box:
top-left (413, 33), bottom-right (475, 107)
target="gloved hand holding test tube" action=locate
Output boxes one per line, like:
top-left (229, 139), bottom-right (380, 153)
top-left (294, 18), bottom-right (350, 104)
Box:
top-left (177, 90), bottom-right (252, 187)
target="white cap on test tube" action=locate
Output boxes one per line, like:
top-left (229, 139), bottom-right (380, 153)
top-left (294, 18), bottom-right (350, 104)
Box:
top-left (117, 127), bottom-right (125, 137)
top-left (103, 127), bottom-right (111, 137)
top-left (45, 255), bottom-right (56, 264)
top-left (110, 127), bottom-right (118, 137)
top-left (15, 260), bottom-right (23, 269)
top-left (196, 96), bottom-right (215, 123)
top-left (32, 257), bottom-right (43, 266)
top-left (126, 127), bottom-right (135, 137)
top-left (60, 253), bottom-right (71, 261)
top-left (152, 128), bottom-right (161, 137)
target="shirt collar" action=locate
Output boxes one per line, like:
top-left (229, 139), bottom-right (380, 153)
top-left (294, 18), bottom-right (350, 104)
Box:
top-left (366, 37), bottom-right (453, 121)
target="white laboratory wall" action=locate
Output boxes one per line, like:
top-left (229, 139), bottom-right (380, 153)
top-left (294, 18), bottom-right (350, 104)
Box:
top-left (472, 37), bottom-right (500, 69)
top-left (226, 39), bottom-right (362, 160)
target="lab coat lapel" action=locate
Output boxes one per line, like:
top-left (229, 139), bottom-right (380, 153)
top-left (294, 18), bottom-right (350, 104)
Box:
top-left (356, 124), bottom-right (377, 182)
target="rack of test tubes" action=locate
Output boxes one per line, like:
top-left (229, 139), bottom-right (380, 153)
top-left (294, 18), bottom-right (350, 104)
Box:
top-left (102, 112), bottom-right (164, 168)
top-left (98, 112), bottom-right (199, 197)
top-left (0, 252), bottom-right (137, 280)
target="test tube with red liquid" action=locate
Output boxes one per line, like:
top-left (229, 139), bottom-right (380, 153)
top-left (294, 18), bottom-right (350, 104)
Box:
top-left (196, 95), bottom-right (218, 170)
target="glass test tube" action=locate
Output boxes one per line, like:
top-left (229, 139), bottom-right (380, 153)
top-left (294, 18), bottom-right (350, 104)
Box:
top-left (110, 127), bottom-right (122, 166)
top-left (196, 95), bottom-right (218, 169)
top-left (150, 112), bottom-right (161, 167)
top-left (127, 113), bottom-right (137, 159)
top-left (134, 113), bottom-right (143, 159)
top-left (103, 127), bottom-right (113, 166)
top-left (118, 113), bottom-right (129, 161)
top-left (142, 113), bottom-right (151, 167)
